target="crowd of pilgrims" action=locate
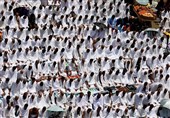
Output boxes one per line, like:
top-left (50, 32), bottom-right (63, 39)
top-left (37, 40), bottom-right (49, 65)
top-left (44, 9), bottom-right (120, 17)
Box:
top-left (0, 0), bottom-right (170, 117)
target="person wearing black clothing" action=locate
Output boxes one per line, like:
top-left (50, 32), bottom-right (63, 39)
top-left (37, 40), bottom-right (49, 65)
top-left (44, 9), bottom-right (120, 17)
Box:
top-left (28, 13), bottom-right (37, 29)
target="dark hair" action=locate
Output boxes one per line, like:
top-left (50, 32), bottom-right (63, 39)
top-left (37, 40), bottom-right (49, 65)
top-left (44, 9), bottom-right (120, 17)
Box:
top-left (78, 15), bottom-right (82, 21)
top-left (2, 16), bottom-right (5, 21)
top-left (42, 47), bottom-right (46, 53)
top-left (87, 108), bottom-right (91, 113)
top-left (47, 46), bottom-right (51, 52)
top-left (86, 48), bottom-right (90, 53)
top-left (37, 14), bottom-right (41, 19)
top-left (5, 26), bottom-right (9, 33)
top-left (90, 72), bottom-right (94, 77)
top-left (9, 15), bottom-right (13, 20)
top-left (49, 5), bottom-right (52, 10)
top-left (40, 81), bottom-right (43, 86)
top-left (77, 107), bottom-right (81, 115)
top-left (23, 92), bottom-right (27, 100)
top-left (61, 48), bottom-right (65, 53)
top-left (84, 15), bottom-right (88, 19)
top-left (68, 106), bottom-right (72, 111)
top-left (24, 103), bottom-right (28, 110)
top-left (8, 5), bottom-right (13, 11)
top-left (43, 26), bottom-right (46, 30)
top-left (39, 5), bottom-right (42, 10)
top-left (32, 6), bottom-right (36, 10)
top-left (90, 15), bottom-right (94, 21)
top-left (4, 1), bottom-right (7, 8)
top-left (97, 106), bottom-right (101, 116)
top-left (122, 68), bottom-right (127, 75)
top-left (109, 45), bottom-right (113, 51)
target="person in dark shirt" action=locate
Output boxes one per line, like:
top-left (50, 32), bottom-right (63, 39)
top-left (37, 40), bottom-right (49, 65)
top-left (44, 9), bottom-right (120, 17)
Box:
top-left (28, 13), bottom-right (37, 29)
